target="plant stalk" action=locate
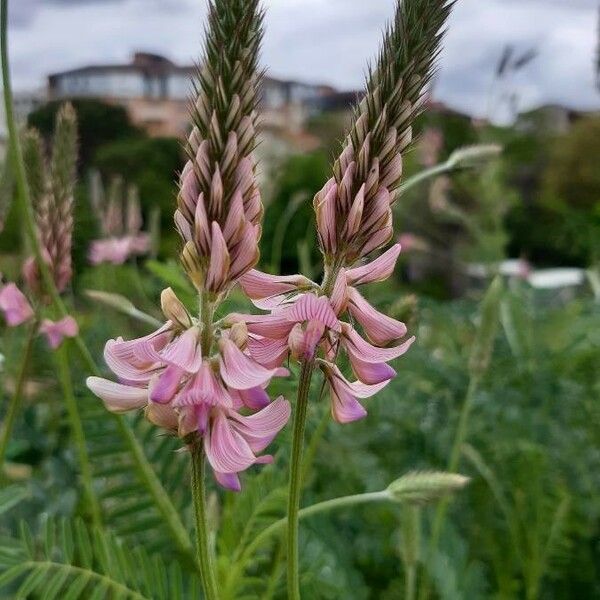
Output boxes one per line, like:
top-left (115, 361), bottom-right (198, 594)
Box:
top-left (0, 321), bottom-right (36, 477)
top-left (55, 341), bottom-right (102, 528)
top-left (286, 358), bottom-right (315, 600)
top-left (191, 443), bottom-right (220, 600)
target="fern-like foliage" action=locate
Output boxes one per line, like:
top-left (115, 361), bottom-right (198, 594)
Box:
top-left (0, 517), bottom-right (200, 600)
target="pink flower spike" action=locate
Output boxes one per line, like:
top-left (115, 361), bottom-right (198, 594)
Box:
top-left (39, 316), bottom-right (79, 349)
top-left (347, 287), bottom-right (407, 345)
top-left (0, 283), bottom-right (34, 327)
top-left (239, 270), bottom-right (312, 300)
top-left (346, 244), bottom-right (402, 286)
top-left (86, 377), bottom-right (148, 413)
top-left (219, 338), bottom-right (282, 390)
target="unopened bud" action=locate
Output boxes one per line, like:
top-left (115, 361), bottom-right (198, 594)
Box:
top-left (161, 287), bottom-right (192, 329)
top-left (386, 471), bottom-right (470, 505)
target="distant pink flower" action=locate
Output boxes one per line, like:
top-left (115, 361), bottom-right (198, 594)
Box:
top-left (89, 234), bottom-right (150, 266)
top-left (0, 283), bottom-right (34, 327)
top-left (87, 289), bottom-right (290, 490)
top-left (39, 316), bottom-right (79, 349)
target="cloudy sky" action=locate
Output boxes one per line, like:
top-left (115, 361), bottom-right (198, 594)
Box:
top-left (6, 0), bottom-right (600, 122)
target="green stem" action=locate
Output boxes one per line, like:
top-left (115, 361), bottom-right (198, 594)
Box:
top-left (54, 342), bottom-right (102, 528)
top-left (421, 375), bottom-right (480, 600)
top-left (1, 0), bottom-right (194, 564)
top-left (286, 358), bottom-right (315, 600)
top-left (245, 489), bottom-right (390, 567)
top-left (0, 321), bottom-right (36, 478)
top-left (191, 443), bottom-right (220, 600)
top-left (398, 162), bottom-right (455, 196)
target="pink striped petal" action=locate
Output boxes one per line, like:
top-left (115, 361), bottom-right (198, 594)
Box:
top-left (342, 324), bottom-right (415, 362)
top-left (39, 316), bottom-right (79, 349)
top-left (285, 294), bottom-right (340, 332)
top-left (230, 313), bottom-right (294, 339)
top-left (229, 220), bottom-right (260, 281)
top-left (314, 179), bottom-right (337, 253)
top-left (219, 338), bottom-right (282, 390)
top-left (247, 335), bottom-right (289, 369)
top-left (204, 410), bottom-right (256, 473)
top-left (159, 327), bottom-right (202, 372)
top-left (222, 191), bottom-right (245, 243)
top-left (302, 320), bottom-right (326, 360)
top-left (329, 269), bottom-right (348, 315)
top-left (330, 386), bottom-right (367, 424)
top-left (174, 360), bottom-right (232, 408)
top-left (346, 244), bottom-right (401, 286)
top-left (206, 222), bottom-right (230, 291)
top-left (0, 283), bottom-right (34, 327)
top-left (239, 270), bottom-right (312, 300)
top-left (228, 397), bottom-right (291, 453)
top-left (86, 377), bottom-right (147, 413)
top-left (347, 288), bottom-right (407, 345)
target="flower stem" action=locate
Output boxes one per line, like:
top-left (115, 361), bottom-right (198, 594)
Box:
top-left (54, 342), bottom-right (102, 528)
top-left (286, 358), bottom-right (315, 600)
top-left (0, 321), bottom-right (36, 478)
top-left (245, 489), bottom-right (390, 567)
top-left (190, 442), bottom-right (220, 600)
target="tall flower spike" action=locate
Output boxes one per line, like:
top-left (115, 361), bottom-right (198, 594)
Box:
top-left (314, 0), bottom-right (455, 265)
top-left (23, 104), bottom-right (78, 293)
top-left (176, 0), bottom-right (264, 296)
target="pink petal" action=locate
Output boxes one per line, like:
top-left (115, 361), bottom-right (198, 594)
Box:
top-left (302, 320), bottom-right (326, 360)
top-left (204, 410), bottom-right (256, 473)
top-left (174, 360), bottom-right (232, 408)
top-left (247, 335), bottom-right (289, 369)
top-left (159, 327), bottom-right (202, 372)
top-left (346, 244), bottom-right (401, 286)
top-left (229, 313), bottom-right (294, 339)
top-left (314, 179), bottom-right (337, 253)
top-left (86, 376), bottom-right (148, 413)
top-left (235, 386), bottom-right (271, 410)
top-left (329, 269), bottom-right (348, 315)
top-left (228, 397), bottom-right (291, 453)
top-left (347, 354), bottom-right (396, 385)
top-left (0, 283), bottom-right (34, 327)
top-left (228, 220), bottom-right (260, 281)
top-left (38, 316), bottom-right (79, 349)
top-left (219, 338), bottom-right (282, 390)
top-left (342, 323), bottom-right (415, 362)
top-left (285, 294), bottom-right (340, 332)
top-left (239, 270), bottom-right (313, 300)
top-left (347, 288), bottom-right (407, 345)
top-left (206, 222), bottom-right (230, 292)
top-left (330, 386), bottom-right (367, 424)
top-left (214, 470), bottom-right (241, 492)
top-left (149, 365), bottom-right (184, 404)
top-left (222, 191), bottom-right (245, 243)
top-left (194, 193), bottom-right (211, 255)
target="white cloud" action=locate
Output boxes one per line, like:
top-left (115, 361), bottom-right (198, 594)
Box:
top-left (6, 0), bottom-right (599, 121)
